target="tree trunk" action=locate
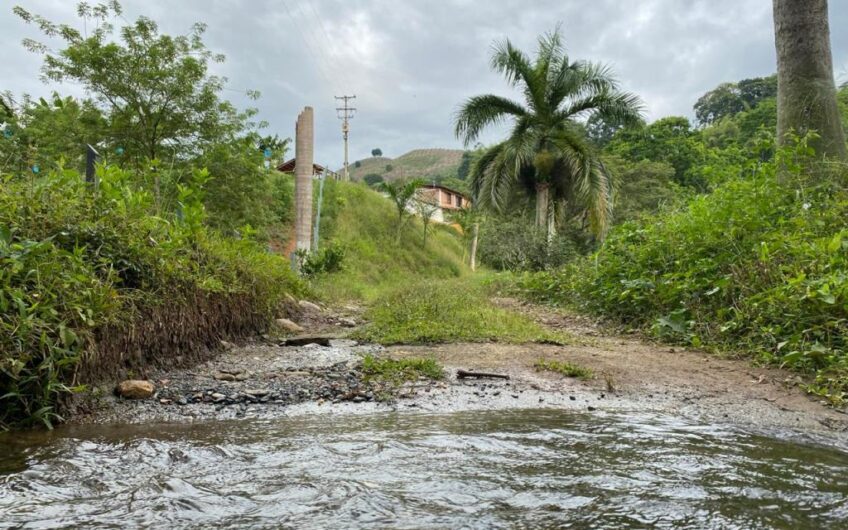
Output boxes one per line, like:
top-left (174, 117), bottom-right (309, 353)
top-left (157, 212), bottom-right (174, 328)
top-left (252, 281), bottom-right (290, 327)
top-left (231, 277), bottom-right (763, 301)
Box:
top-left (773, 0), bottom-right (847, 160)
top-left (546, 201), bottom-right (556, 244)
top-left (535, 183), bottom-right (549, 232)
top-left (470, 222), bottom-right (479, 272)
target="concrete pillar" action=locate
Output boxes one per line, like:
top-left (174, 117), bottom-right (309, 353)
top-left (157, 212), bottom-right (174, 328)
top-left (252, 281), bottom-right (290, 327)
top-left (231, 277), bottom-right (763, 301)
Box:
top-left (294, 107), bottom-right (314, 253)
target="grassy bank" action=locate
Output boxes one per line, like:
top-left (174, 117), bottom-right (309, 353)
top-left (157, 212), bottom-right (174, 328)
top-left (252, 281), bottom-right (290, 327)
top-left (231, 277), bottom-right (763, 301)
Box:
top-left (0, 167), bottom-right (304, 428)
top-left (509, 141), bottom-right (848, 404)
top-left (310, 180), bottom-right (467, 302)
top-left (353, 279), bottom-right (570, 344)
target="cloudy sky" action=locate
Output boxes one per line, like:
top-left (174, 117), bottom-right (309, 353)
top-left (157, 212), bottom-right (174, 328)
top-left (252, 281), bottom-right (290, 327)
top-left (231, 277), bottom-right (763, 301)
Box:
top-left (3, 0), bottom-right (847, 169)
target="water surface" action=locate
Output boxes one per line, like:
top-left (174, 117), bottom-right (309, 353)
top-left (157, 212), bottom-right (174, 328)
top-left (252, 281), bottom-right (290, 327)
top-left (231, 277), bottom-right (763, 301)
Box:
top-left (1, 409), bottom-right (847, 529)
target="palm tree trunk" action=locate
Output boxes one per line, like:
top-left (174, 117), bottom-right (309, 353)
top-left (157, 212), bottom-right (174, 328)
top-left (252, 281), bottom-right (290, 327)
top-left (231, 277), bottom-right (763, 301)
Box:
top-left (547, 201), bottom-right (557, 244)
top-left (773, 0), bottom-right (847, 160)
top-left (470, 222), bottom-right (479, 272)
top-left (535, 183), bottom-right (549, 232)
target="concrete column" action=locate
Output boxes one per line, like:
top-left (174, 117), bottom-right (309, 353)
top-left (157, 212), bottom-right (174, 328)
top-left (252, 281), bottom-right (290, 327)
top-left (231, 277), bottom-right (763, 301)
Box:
top-left (294, 107), bottom-right (314, 253)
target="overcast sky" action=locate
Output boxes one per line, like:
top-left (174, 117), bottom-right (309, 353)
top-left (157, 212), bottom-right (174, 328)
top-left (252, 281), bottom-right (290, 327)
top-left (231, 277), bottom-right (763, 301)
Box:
top-left (3, 0), bottom-right (847, 169)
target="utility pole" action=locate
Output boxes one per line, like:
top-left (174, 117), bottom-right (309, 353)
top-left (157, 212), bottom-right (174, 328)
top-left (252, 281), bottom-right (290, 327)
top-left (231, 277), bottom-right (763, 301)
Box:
top-left (335, 95), bottom-right (356, 181)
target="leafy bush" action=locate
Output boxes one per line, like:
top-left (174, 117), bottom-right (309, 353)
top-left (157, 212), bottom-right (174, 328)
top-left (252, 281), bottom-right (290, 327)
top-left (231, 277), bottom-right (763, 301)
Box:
top-left (478, 214), bottom-right (585, 271)
top-left (363, 173), bottom-right (384, 187)
top-left (0, 165), bottom-right (304, 428)
top-left (296, 243), bottom-right (346, 276)
top-left (513, 136), bottom-right (848, 404)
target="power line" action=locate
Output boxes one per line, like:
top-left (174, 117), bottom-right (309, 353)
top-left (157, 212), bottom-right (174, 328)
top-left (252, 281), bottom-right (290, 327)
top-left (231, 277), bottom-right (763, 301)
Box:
top-left (280, 0), bottom-right (341, 97)
top-left (302, 0), bottom-right (354, 92)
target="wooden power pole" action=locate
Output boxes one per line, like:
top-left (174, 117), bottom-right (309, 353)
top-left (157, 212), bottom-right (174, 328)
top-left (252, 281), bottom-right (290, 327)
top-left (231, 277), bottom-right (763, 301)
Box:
top-left (295, 107), bottom-right (314, 256)
top-left (335, 95), bottom-right (356, 181)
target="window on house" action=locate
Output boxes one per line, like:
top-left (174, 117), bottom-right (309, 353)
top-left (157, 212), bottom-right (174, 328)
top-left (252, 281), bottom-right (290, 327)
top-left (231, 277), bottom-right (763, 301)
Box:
top-left (455, 195), bottom-right (462, 207)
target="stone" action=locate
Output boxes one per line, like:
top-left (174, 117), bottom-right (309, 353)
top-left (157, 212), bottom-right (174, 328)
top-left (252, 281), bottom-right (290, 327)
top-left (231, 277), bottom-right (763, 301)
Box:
top-left (245, 389), bottom-right (270, 398)
top-left (214, 372), bottom-right (237, 381)
top-left (115, 380), bottom-right (155, 400)
top-left (211, 392), bottom-right (226, 402)
top-left (220, 340), bottom-right (235, 350)
top-left (298, 300), bottom-right (322, 313)
top-left (283, 336), bottom-right (333, 347)
top-left (338, 317), bottom-right (357, 328)
top-left (276, 318), bottom-right (305, 333)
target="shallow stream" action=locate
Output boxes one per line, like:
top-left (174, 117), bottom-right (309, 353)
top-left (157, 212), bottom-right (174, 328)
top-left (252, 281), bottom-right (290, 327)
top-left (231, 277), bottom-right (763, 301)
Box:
top-left (1, 409), bottom-right (847, 529)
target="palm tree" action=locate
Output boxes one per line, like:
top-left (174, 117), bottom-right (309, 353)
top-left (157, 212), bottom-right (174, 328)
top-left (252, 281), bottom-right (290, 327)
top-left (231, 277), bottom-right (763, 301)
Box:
top-left (377, 178), bottom-right (425, 242)
top-left (454, 28), bottom-right (643, 240)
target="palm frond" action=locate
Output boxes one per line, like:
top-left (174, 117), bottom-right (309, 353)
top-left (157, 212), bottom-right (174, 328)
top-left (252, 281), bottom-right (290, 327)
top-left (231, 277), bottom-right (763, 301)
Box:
top-left (491, 38), bottom-right (547, 113)
top-left (559, 89), bottom-right (644, 126)
top-left (454, 94), bottom-right (527, 145)
top-left (548, 61), bottom-right (617, 111)
top-left (549, 127), bottom-right (614, 237)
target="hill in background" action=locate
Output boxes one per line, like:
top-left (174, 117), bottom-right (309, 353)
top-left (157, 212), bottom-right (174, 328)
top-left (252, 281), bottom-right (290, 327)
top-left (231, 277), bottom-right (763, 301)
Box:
top-left (348, 148), bottom-right (465, 183)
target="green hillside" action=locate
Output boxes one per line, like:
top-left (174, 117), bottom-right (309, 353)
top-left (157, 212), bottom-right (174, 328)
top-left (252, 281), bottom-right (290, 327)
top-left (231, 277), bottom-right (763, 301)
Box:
top-left (311, 179), bottom-right (467, 301)
top-left (349, 148), bottom-right (464, 183)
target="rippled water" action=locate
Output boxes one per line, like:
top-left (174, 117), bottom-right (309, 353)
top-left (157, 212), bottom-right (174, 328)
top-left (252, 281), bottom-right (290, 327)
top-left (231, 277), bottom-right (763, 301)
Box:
top-left (1, 410), bottom-right (847, 529)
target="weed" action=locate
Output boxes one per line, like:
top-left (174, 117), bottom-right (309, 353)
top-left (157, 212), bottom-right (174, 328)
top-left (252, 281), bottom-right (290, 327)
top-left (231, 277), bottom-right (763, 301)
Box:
top-left (534, 359), bottom-right (594, 380)
top-left (360, 355), bottom-right (444, 399)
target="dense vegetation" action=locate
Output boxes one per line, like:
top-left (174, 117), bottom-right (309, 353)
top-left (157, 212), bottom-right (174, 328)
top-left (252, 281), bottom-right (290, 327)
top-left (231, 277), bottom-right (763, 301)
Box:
top-left (0, 167), bottom-right (303, 428)
top-left (0, 2), bottom-right (307, 428)
top-left (510, 135), bottom-right (848, 404)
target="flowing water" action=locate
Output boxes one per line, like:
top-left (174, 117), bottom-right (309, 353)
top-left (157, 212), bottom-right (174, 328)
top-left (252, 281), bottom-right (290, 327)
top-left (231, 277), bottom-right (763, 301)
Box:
top-left (1, 409), bottom-right (847, 529)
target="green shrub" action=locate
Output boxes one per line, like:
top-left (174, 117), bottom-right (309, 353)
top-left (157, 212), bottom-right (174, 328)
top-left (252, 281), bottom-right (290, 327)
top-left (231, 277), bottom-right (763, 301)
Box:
top-left (296, 243), bottom-right (346, 276)
top-left (0, 165), bottom-right (304, 428)
top-left (478, 214), bottom-right (586, 271)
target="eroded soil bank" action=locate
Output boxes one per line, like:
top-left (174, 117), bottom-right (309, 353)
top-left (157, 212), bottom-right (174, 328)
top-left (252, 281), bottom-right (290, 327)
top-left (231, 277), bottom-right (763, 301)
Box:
top-left (79, 298), bottom-right (848, 440)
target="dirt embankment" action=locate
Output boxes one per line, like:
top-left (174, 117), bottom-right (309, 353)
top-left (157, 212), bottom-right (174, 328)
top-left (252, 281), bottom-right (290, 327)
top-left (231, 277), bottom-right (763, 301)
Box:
top-left (82, 298), bottom-right (848, 439)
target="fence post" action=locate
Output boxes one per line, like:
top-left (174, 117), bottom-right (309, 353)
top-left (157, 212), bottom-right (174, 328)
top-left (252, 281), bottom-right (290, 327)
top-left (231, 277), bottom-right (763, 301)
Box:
top-left (85, 144), bottom-right (99, 189)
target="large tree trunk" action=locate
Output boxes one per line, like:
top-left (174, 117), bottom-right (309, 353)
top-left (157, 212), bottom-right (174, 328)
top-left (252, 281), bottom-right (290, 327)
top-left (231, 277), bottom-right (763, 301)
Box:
top-left (773, 0), bottom-right (847, 160)
top-left (294, 107), bottom-right (314, 255)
